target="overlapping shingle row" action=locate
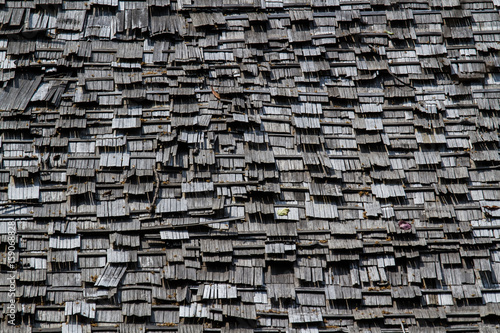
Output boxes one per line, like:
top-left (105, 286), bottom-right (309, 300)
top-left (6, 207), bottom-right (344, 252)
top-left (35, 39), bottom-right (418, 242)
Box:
top-left (1, 0), bottom-right (500, 332)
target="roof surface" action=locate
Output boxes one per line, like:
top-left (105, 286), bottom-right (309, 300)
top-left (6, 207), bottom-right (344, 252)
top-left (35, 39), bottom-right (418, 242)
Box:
top-left (1, 0), bottom-right (500, 332)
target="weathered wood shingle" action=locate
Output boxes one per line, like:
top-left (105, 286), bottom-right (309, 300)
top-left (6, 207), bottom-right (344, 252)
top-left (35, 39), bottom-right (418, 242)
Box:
top-left (1, 0), bottom-right (500, 331)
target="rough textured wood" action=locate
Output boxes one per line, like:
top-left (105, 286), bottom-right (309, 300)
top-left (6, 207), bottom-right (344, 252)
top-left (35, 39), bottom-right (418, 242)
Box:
top-left (0, 0), bottom-right (500, 332)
